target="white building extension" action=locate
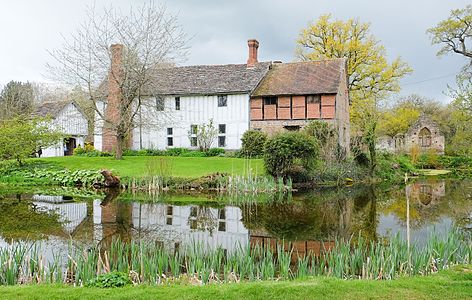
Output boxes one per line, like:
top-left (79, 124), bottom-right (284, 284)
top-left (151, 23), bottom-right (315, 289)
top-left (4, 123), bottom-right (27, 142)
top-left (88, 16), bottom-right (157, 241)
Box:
top-left (35, 101), bottom-right (88, 157)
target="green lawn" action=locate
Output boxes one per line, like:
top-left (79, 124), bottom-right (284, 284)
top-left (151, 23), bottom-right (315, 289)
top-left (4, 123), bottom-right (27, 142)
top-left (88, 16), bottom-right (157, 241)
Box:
top-left (35, 156), bottom-right (265, 179)
top-left (1, 267), bottom-right (471, 299)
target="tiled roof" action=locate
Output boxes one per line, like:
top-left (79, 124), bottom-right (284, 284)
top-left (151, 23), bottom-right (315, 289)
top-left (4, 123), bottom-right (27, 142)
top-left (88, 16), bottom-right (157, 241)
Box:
top-left (251, 59), bottom-right (346, 97)
top-left (34, 101), bottom-right (72, 118)
top-left (149, 62), bottom-right (271, 96)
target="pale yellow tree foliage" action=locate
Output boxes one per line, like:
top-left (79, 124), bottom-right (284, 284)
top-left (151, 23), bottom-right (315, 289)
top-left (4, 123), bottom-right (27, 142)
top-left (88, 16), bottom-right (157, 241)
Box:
top-left (296, 14), bottom-right (412, 101)
top-left (378, 107), bottom-right (421, 138)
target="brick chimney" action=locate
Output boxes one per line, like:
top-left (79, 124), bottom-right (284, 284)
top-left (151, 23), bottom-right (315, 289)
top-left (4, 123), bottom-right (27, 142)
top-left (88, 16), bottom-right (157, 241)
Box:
top-left (247, 39), bottom-right (259, 68)
top-left (102, 44), bottom-right (123, 152)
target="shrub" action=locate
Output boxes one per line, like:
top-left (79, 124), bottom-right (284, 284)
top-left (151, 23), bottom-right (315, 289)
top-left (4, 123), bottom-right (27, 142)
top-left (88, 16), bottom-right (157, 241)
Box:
top-left (166, 147), bottom-right (188, 156)
top-left (240, 130), bottom-right (268, 157)
top-left (73, 145), bottom-right (85, 155)
top-left (180, 150), bottom-right (206, 157)
top-left (205, 148), bottom-right (225, 157)
top-left (87, 272), bottom-right (131, 288)
top-left (263, 132), bottom-right (319, 180)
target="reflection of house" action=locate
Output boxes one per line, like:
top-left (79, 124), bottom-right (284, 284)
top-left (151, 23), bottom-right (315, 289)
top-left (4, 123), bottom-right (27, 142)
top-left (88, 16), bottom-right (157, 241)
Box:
top-left (377, 114), bottom-right (445, 154)
top-left (32, 195), bottom-right (88, 234)
top-left (250, 229), bottom-right (335, 263)
top-left (131, 203), bottom-right (248, 254)
top-left (35, 101), bottom-right (88, 157)
top-left (406, 181), bottom-right (446, 206)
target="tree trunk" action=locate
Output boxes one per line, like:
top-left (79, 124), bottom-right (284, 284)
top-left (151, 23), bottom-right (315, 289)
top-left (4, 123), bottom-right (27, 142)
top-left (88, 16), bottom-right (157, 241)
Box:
top-left (115, 134), bottom-right (124, 160)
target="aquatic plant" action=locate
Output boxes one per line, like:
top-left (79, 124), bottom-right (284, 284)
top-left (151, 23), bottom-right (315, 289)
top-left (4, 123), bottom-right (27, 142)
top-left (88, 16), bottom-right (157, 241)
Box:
top-left (0, 229), bottom-right (470, 286)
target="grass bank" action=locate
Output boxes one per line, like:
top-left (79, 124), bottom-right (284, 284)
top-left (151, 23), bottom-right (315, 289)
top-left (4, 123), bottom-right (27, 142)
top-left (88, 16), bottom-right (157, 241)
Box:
top-left (1, 266), bottom-right (471, 300)
top-left (36, 156), bottom-right (265, 178)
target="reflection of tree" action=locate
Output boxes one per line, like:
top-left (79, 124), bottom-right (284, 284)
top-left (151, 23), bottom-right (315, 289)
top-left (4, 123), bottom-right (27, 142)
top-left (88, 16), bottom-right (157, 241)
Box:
top-left (379, 180), bottom-right (472, 230)
top-left (349, 186), bottom-right (379, 242)
top-left (0, 199), bottom-right (64, 241)
top-left (240, 186), bottom-right (380, 243)
top-left (188, 206), bottom-right (217, 235)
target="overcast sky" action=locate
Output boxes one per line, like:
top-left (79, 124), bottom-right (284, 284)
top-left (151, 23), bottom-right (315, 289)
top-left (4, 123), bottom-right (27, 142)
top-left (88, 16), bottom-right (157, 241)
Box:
top-left (0, 0), bottom-right (470, 102)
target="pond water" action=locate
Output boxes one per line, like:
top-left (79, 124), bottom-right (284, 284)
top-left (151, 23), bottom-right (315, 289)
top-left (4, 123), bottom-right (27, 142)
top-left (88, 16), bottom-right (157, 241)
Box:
top-left (0, 179), bottom-right (471, 259)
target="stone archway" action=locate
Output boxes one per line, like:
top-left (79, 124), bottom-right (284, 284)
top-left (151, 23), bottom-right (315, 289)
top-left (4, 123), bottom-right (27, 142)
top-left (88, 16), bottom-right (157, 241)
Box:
top-left (418, 127), bottom-right (432, 148)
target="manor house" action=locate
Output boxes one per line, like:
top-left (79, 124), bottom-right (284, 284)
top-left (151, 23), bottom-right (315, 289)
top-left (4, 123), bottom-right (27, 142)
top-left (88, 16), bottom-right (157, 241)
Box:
top-left (94, 40), bottom-right (350, 153)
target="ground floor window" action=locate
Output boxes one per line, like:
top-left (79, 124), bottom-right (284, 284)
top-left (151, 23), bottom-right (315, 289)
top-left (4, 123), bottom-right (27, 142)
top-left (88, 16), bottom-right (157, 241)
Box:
top-left (218, 124), bottom-right (226, 147)
top-left (190, 125), bottom-right (197, 147)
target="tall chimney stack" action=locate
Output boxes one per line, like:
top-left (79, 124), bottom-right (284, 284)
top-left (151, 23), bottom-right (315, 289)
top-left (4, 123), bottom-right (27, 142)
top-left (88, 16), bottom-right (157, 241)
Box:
top-left (102, 44), bottom-right (123, 152)
top-left (247, 39), bottom-right (259, 68)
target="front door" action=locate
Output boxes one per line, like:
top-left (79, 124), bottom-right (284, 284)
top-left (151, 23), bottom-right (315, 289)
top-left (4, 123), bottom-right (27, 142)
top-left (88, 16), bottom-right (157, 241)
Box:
top-left (64, 138), bottom-right (76, 156)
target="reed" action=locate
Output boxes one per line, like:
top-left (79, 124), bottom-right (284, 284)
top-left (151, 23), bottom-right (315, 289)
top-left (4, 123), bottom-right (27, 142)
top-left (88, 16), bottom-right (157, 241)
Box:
top-left (0, 229), bottom-right (470, 286)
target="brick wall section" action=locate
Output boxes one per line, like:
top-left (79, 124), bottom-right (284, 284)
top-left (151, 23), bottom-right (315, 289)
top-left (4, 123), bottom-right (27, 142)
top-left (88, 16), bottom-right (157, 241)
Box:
top-left (277, 96), bottom-right (291, 119)
top-left (102, 44), bottom-right (123, 152)
top-left (292, 96), bottom-right (306, 119)
top-left (321, 95), bottom-right (335, 119)
top-left (251, 119), bottom-right (335, 135)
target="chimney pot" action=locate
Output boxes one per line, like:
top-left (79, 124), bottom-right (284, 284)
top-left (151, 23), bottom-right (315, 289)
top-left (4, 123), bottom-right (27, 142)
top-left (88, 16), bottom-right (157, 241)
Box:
top-left (247, 39), bottom-right (259, 68)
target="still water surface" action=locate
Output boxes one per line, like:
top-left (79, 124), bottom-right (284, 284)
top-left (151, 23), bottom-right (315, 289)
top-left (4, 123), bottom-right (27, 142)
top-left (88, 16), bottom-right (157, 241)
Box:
top-left (0, 179), bottom-right (470, 258)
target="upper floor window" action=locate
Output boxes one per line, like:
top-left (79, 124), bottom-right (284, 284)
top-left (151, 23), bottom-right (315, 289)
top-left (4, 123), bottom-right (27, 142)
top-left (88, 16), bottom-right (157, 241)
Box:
top-left (175, 97), bottom-right (181, 110)
top-left (263, 96), bottom-right (277, 105)
top-left (306, 95), bottom-right (321, 104)
top-left (167, 127), bottom-right (173, 135)
top-left (218, 95), bottom-right (227, 107)
top-left (156, 96), bottom-right (165, 111)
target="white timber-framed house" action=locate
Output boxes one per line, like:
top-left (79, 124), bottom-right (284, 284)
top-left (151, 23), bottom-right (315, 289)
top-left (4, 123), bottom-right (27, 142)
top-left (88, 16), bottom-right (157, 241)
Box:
top-left (35, 101), bottom-right (88, 157)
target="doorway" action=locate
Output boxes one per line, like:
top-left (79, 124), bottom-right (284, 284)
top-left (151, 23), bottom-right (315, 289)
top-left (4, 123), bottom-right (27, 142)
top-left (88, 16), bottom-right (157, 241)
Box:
top-left (64, 138), bottom-right (76, 156)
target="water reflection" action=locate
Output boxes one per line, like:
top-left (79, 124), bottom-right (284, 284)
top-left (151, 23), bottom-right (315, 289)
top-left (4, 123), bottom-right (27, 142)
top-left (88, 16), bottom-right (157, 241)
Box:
top-left (0, 179), bottom-right (470, 258)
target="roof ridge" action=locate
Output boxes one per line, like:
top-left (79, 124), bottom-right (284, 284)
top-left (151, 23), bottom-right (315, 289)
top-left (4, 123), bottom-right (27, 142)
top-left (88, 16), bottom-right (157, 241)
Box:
top-left (159, 61), bottom-right (272, 69)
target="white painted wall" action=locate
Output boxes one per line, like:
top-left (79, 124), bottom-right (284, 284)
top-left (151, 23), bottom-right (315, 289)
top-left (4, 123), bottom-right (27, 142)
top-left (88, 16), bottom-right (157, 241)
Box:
top-left (95, 94), bottom-right (250, 151)
top-left (133, 94), bottom-right (250, 150)
top-left (42, 103), bottom-right (88, 157)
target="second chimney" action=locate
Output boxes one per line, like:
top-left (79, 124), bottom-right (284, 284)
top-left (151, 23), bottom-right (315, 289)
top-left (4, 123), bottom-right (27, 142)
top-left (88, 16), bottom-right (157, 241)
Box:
top-left (247, 39), bottom-right (259, 68)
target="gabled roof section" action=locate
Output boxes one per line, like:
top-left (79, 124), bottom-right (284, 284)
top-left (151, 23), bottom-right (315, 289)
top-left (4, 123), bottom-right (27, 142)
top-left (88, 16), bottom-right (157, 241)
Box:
top-left (149, 62), bottom-right (272, 96)
top-left (251, 59), bottom-right (346, 97)
top-left (34, 101), bottom-right (84, 119)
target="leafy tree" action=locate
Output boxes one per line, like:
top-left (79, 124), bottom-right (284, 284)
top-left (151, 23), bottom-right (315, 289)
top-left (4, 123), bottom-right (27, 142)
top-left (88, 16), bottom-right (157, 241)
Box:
top-left (378, 106), bottom-right (421, 138)
top-left (0, 117), bottom-right (63, 165)
top-left (296, 14), bottom-right (412, 173)
top-left (428, 5), bottom-right (472, 155)
top-left (427, 5), bottom-right (472, 60)
top-left (297, 14), bottom-right (412, 100)
top-left (263, 132), bottom-right (319, 180)
top-left (0, 81), bottom-right (35, 120)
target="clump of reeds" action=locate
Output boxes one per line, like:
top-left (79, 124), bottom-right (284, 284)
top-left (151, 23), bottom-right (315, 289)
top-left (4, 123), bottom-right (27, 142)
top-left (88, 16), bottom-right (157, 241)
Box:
top-left (0, 229), bottom-right (470, 286)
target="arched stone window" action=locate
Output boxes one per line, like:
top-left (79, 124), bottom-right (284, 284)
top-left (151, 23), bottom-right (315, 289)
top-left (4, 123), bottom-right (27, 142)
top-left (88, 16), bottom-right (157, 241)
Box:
top-left (418, 127), bottom-right (432, 147)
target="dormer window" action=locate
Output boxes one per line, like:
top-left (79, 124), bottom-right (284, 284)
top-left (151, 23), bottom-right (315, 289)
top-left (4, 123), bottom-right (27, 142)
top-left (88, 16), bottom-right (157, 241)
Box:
top-left (218, 95), bottom-right (227, 107)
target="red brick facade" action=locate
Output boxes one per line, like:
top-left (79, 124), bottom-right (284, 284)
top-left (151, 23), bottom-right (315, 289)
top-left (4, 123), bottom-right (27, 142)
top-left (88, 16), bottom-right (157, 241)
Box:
top-left (249, 94), bottom-right (337, 121)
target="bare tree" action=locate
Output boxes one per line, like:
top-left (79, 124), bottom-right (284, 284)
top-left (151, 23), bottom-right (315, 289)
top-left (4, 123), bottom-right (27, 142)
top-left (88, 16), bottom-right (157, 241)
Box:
top-left (47, 2), bottom-right (187, 159)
